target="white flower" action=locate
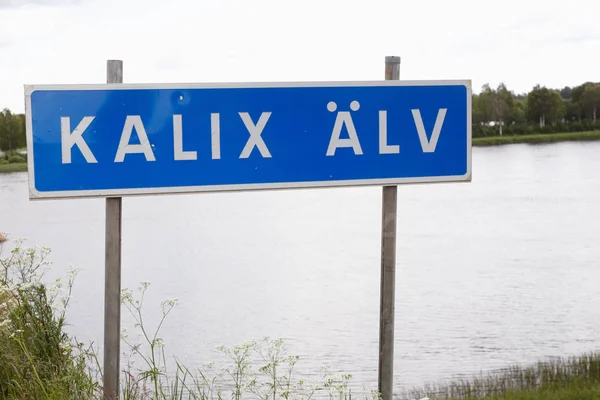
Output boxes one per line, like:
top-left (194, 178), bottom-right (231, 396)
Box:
top-left (121, 288), bottom-right (134, 304)
top-left (9, 329), bottom-right (24, 338)
top-left (160, 298), bottom-right (179, 315)
top-left (67, 265), bottom-right (83, 279)
top-left (59, 341), bottom-right (72, 352)
top-left (16, 282), bottom-right (34, 291)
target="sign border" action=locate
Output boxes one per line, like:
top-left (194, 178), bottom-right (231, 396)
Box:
top-left (24, 79), bottom-right (472, 200)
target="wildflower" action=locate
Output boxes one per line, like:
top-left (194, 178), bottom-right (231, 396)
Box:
top-left (48, 284), bottom-right (61, 297)
top-left (15, 282), bottom-right (34, 291)
top-left (66, 265), bottom-right (83, 279)
top-left (9, 329), bottom-right (24, 339)
top-left (160, 298), bottom-right (179, 315)
top-left (121, 288), bottom-right (134, 304)
top-left (139, 281), bottom-right (151, 290)
top-left (59, 341), bottom-right (72, 353)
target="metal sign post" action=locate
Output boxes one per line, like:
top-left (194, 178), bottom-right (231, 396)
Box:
top-left (378, 55), bottom-right (400, 400)
top-left (103, 59), bottom-right (123, 400)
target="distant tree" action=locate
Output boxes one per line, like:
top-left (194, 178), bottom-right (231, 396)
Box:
top-left (476, 83), bottom-right (515, 135)
top-left (477, 84), bottom-right (495, 123)
top-left (0, 109), bottom-right (25, 152)
top-left (512, 100), bottom-right (527, 124)
top-left (580, 82), bottom-right (600, 123)
top-left (0, 109), bottom-right (10, 151)
top-left (495, 83), bottom-right (516, 133)
top-left (526, 85), bottom-right (565, 127)
top-left (571, 82), bottom-right (594, 121)
top-left (559, 86), bottom-right (572, 100)
top-left (472, 93), bottom-right (486, 125)
top-left (514, 93), bottom-right (527, 102)
top-left (564, 99), bottom-right (580, 122)
top-left (16, 114), bottom-right (26, 148)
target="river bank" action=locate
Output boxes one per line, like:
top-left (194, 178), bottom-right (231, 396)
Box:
top-left (402, 352), bottom-right (600, 400)
top-left (472, 130), bottom-right (600, 146)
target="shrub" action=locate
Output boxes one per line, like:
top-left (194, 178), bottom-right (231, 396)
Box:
top-left (473, 120), bottom-right (600, 138)
top-left (7, 154), bottom-right (25, 164)
top-left (0, 237), bottom-right (100, 399)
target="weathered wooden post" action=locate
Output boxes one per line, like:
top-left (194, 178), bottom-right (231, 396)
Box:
top-left (104, 59), bottom-right (123, 400)
top-left (378, 55), bottom-right (400, 400)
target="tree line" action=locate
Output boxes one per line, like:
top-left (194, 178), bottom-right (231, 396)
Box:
top-left (0, 109), bottom-right (25, 152)
top-left (1, 80), bottom-right (600, 151)
top-left (473, 81), bottom-right (600, 137)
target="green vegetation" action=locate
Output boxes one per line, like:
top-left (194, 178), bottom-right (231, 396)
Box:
top-left (472, 81), bottom-right (600, 138)
top-left (0, 109), bottom-right (25, 153)
top-left (0, 162), bottom-right (27, 173)
top-left (1, 237), bottom-right (380, 399)
top-left (0, 149), bottom-right (27, 173)
top-left (473, 130), bottom-right (600, 146)
top-left (403, 353), bottom-right (600, 400)
top-left (0, 239), bottom-right (99, 399)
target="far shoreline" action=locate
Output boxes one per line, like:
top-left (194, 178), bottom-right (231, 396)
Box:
top-left (2, 131), bottom-right (600, 174)
top-left (0, 163), bottom-right (27, 174)
top-left (472, 130), bottom-right (600, 146)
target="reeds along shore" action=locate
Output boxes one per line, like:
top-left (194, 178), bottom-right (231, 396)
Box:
top-left (402, 352), bottom-right (600, 400)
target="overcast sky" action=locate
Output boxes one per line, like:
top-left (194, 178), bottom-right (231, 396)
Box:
top-left (1, 0), bottom-right (599, 113)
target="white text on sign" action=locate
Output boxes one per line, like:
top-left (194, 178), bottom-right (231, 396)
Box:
top-left (60, 104), bottom-right (448, 164)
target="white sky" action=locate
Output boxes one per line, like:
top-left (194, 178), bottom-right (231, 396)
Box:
top-left (1, 0), bottom-right (599, 113)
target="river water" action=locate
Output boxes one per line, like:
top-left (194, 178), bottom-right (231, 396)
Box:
top-left (1, 141), bottom-right (600, 395)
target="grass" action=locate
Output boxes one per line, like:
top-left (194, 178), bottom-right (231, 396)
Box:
top-left (0, 163), bottom-right (27, 173)
top-left (473, 130), bottom-right (600, 146)
top-left (402, 352), bottom-right (600, 400)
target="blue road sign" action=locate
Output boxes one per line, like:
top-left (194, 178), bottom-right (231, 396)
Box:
top-left (25, 80), bottom-right (471, 199)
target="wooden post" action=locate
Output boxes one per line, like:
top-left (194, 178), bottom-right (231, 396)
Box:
top-left (104, 59), bottom-right (123, 400)
top-left (378, 55), bottom-right (400, 400)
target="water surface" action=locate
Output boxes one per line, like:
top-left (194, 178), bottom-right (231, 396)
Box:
top-left (1, 141), bottom-right (599, 393)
